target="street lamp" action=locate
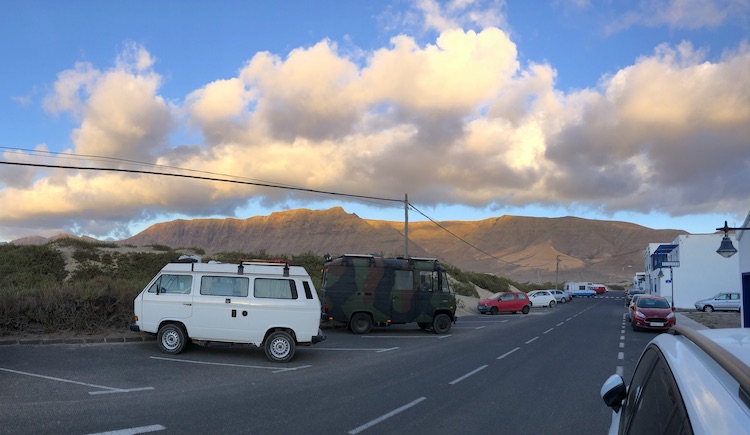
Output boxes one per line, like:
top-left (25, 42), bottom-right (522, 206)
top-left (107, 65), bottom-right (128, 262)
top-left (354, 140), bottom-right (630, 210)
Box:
top-left (716, 221), bottom-right (750, 258)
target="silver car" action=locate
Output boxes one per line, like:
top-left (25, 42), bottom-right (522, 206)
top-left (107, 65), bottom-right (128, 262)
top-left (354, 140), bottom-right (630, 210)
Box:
top-left (694, 292), bottom-right (741, 312)
top-left (548, 289), bottom-right (569, 303)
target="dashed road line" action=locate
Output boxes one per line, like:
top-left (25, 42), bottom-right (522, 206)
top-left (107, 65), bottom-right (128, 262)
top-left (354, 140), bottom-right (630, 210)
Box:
top-left (497, 347), bottom-right (521, 360)
top-left (87, 424), bottom-right (166, 435)
top-left (449, 365), bottom-right (488, 385)
top-left (348, 397), bottom-right (426, 434)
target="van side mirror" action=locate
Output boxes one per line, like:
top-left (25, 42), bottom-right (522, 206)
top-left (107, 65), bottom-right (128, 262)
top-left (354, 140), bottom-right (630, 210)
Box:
top-left (600, 374), bottom-right (626, 412)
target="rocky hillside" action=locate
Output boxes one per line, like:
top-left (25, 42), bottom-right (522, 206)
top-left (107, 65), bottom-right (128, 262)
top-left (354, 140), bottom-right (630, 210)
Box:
top-left (13, 207), bottom-right (687, 284)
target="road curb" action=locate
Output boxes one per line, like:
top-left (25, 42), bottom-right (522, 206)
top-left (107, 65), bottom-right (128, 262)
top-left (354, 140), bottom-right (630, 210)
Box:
top-left (0, 334), bottom-right (156, 346)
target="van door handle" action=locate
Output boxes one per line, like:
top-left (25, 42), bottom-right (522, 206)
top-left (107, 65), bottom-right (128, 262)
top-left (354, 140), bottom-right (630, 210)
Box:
top-left (183, 303), bottom-right (192, 306)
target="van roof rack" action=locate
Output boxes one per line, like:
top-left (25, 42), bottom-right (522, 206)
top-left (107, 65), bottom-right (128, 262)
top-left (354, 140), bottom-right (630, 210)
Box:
top-left (237, 258), bottom-right (289, 265)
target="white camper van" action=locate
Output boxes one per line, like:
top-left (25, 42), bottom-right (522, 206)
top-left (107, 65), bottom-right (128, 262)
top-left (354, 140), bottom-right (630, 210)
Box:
top-left (130, 259), bottom-right (325, 363)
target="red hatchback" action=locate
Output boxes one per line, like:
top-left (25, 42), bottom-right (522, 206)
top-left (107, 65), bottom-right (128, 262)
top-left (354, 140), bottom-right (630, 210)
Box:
top-left (477, 292), bottom-right (530, 315)
top-left (630, 295), bottom-right (675, 331)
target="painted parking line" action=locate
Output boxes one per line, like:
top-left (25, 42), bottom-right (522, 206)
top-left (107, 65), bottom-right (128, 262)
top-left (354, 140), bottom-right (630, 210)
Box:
top-left (309, 347), bottom-right (399, 353)
top-left (0, 367), bottom-right (154, 395)
top-left (449, 365), bottom-right (488, 385)
top-left (87, 424), bottom-right (166, 435)
top-left (150, 356), bottom-right (310, 373)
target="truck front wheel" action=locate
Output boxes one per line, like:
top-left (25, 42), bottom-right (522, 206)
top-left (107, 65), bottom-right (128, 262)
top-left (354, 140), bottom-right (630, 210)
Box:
top-left (432, 314), bottom-right (452, 334)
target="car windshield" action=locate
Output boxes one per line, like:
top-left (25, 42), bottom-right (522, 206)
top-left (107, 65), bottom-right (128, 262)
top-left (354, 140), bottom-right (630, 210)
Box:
top-left (637, 298), bottom-right (670, 309)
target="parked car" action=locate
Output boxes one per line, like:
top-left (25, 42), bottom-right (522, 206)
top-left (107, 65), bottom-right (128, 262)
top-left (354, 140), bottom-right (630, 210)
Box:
top-left (628, 295), bottom-right (675, 332)
top-left (625, 290), bottom-right (644, 307)
top-left (601, 325), bottom-right (750, 434)
top-left (592, 285), bottom-right (607, 294)
top-left (548, 289), bottom-right (569, 303)
top-left (477, 292), bottom-right (530, 315)
top-left (626, 294), bottom-right (646, 321)
top-left (573, 288), bottom-right (596, 298)
top-left (694, 292), bottom-right (741, 312)
top-left (528, 290), bottom-right (557, 307)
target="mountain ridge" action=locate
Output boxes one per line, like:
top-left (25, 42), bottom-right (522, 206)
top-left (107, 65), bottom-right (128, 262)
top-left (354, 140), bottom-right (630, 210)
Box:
top-left (10, 206), bottom-right (687, 284)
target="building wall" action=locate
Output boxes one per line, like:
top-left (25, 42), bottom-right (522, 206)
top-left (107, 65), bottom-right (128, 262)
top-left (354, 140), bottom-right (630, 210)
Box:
top-left (649, 234), bottom-right (741, 309)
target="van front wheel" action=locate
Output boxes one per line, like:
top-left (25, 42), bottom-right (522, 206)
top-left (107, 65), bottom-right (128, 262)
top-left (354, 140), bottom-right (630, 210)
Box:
top-left (265, 331), bottom-right (296, 363)
top-left (157, 323), bottom-right (187, 354)
top-left (432, 314), bottom-right (452, 334)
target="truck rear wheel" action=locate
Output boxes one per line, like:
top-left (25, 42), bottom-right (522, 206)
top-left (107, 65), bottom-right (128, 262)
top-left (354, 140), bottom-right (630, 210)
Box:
top-left (432, 314), bottom-right (452, 334)
top-left (349, 313), bottom-right (373, 334)
top-left (157, 323), bottom-right (187, 355)
top-left (265, 331), bottom-right (296, 363)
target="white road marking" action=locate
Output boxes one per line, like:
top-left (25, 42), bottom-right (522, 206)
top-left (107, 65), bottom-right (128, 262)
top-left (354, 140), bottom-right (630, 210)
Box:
top-left (0, 367), bottom-right (154, 395)
top-left (616, 366), bottom-right (624, 377)
top-left (87, 424), bottom-right (166, 435)
top-left (543, 328), bottom-right (554, 334)
top-left (618, 352), bottom-right (624, 360)
top-left (497, 347), bottom-right (521, 360)
top-left (348, 397), bottom-right (426, 434)
top-left (150, 356), bottom-right (309, 373)
top-left (449, 365), bottom-right (488, 385)
top-left (525, 336), bottom-right (539, 344)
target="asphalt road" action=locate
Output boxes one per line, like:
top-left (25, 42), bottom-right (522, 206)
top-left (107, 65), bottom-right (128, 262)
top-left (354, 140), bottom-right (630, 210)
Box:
top-left (0, 293), bottom-right (656, 434)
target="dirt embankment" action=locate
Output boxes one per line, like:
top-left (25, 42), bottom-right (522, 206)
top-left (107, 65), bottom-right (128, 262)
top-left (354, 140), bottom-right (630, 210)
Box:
top-left (682, 311), bottom-right (741, 329)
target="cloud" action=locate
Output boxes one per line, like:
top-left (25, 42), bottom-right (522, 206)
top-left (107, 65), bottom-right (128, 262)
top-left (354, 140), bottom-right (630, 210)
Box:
top-left (606, 0), bottom-right (750, 34)
top-left (2, 17), bottom-right (750, 240)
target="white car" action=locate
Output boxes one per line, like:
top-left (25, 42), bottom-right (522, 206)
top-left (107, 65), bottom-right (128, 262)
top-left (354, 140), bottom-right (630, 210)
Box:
top-left (527, 290), bottom-right (557, 307)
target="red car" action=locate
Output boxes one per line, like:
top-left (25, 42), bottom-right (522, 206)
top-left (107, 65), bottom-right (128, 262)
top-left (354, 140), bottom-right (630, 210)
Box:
top-left (630, 295), bottom-right (675, 331)
top-left (593, 285), bottom-right (606, 294)
top-left (477, 292), bottom-right (530, 315)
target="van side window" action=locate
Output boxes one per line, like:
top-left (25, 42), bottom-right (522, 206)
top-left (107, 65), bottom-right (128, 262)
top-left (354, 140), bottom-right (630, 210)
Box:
top-left (255, 278), bottom-right (298, 299)
top-left (303, 281), bottom-right (313, 299)
top-left (396, 270), bottom-right (415, 291)
top-left (200, 276), bottom-right (249, 297)
top-left (148, 274), bottom-right (193, 294)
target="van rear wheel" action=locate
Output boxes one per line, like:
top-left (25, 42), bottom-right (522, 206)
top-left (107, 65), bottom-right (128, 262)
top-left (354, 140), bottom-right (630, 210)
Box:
top-left (432, 314), bottom-right (452, 334)
top-left (349, 313), bottom-right (373, 334)
top-left (265, 331), bottom-right (296, 363)
top-left (157, 323), bottom-right (187, 355)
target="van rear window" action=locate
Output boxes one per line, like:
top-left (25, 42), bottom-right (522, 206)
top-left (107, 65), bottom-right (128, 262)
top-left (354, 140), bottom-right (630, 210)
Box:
top-left (254, 278), bottom-right (298, 299)
top-left (200, 276), bottom-right (249, 297)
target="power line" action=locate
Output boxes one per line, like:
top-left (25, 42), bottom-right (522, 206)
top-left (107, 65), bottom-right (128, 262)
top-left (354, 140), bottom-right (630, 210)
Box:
top-left (0, 160), bottom-right (404, 204)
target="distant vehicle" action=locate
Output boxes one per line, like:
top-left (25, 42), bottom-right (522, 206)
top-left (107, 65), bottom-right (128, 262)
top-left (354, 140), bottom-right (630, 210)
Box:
top-left (629, 295), bottom-right (675, 332)
top-left (625, 290), bottom-right (644, 307)
top-left (601, 325), bottom-right (750, 434)
top-left (694, 292), bottom-right (741, 312)
top-left (565, 281), bottom-right (596, 298)
top-left (592, 284), bottom-right (607, 294)
top-left (320, 254), bottom-right (457, 334)
top-left (130, 259), bottom-right (325, 363)
top-left (528, 290), bottom-right (557, 307)
top-left (477, 292), bottom-right (530, 315)
top-left (548, 289), bottom-right (569, 303)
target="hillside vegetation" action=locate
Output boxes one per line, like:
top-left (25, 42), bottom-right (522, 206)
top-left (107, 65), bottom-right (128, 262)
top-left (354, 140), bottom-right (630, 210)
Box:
top-left (0, 239), bottom-right (558, 336)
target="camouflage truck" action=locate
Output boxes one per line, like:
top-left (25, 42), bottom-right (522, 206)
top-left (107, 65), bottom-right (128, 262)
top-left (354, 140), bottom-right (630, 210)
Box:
top-left (320, 254), bottom-right (457, 334)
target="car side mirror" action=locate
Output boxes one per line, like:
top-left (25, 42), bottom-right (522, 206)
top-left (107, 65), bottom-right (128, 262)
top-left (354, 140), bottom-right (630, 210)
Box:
top-left (600, 374), bottom-right (626, 412)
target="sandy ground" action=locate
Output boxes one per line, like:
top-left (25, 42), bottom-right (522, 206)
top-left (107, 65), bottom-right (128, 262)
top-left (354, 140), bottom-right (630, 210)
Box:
top-left (681, 311), bottom-right (742, 329)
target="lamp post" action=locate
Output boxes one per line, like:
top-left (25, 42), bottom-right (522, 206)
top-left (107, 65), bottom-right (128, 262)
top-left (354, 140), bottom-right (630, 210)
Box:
top-left (716, 221), bottom-right (750, 258)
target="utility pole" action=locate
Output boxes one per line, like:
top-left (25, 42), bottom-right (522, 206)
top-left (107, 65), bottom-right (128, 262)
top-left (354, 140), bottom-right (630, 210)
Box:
top-left (404, 193), bottom-right (408, 258)
top-left (555, 255), bottom-right (561, 290)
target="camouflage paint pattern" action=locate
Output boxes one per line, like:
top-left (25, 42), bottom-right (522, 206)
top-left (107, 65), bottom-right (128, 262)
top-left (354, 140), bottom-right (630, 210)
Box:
top-left (321, 254), bottom-right (456, 328)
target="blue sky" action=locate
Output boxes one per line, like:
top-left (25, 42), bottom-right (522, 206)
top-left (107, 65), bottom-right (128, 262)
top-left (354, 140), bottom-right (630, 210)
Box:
top-left (1, 0), bottom-right (749, 242)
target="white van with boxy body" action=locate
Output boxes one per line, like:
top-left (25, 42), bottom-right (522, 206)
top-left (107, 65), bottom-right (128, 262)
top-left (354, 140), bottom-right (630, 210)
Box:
top-left (130, 259), bottom-right (325, 362)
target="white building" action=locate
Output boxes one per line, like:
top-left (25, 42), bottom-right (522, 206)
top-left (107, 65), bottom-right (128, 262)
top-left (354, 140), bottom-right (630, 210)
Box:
top-left (643, 234), bottom-right (741, 309)
top-left (734, 211), bottom-right (749, 327)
